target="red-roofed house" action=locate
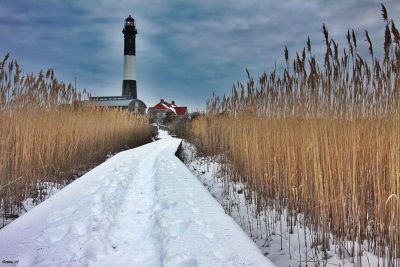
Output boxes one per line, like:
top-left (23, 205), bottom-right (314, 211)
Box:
top-left (148, 99), bottom-right (188, 123)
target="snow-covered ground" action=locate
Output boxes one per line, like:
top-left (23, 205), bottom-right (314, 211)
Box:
top-left (181, 141), bottom-right (386, 267)
top-left (0, 131), bottom-right (273, 267)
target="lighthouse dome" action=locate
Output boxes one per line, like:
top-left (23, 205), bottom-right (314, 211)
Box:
top-left (125, 15), bottom-right (135, 26)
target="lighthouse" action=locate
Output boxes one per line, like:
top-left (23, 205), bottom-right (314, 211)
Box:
top-left (122, 15), bottom-right (137, 98)
top-left (84, 15), bottom-right (146, 114)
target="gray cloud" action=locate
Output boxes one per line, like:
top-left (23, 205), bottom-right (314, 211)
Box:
top-left (0, 0), bottom-right (399, 111)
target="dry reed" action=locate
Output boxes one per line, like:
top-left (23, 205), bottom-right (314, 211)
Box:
top-left (191, 5), bottom-right (400, 265)
top-left (0, 54), bottom-right (152, 227)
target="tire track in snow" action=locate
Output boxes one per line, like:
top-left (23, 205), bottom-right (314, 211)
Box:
top-left (94, 139), bottom-right (173, 267)
top-left (151, 147), bottom-right (228, 266)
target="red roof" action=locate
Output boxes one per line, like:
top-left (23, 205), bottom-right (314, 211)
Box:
top-left (148, 99), bottom-right (188, 116)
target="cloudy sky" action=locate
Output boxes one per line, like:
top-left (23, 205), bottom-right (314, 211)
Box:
top-left (0, 0), bottom-right (398, 111)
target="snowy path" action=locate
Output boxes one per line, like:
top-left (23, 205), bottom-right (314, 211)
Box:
top-left (0, 133), bottom-right (273, 267)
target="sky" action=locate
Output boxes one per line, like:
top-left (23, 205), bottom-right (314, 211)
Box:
top-left (0, 0), bottom-right (399, 111)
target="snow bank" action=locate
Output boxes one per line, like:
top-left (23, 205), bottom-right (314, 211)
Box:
top-left (0, 133), bottom-right (273, 267)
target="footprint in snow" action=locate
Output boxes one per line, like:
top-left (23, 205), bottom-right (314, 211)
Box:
top-left (204, 231), bottom-right (215, 240)
top-left (47, 206), bottom-right (77, 223)
top-left (192, 218), bottom-right (204, 226)
top-left (165, 256), bottom-right (198, 267)
top-left (70, 217), bottom-right (89, 236)
top-left (83, 185), bottom-right (101, 195)
top-left (39, 223), bottom-right (70, 244)
top-left (169, 220), bottom-right (191, 238)
top-left (154, 200), bottom-right (177, 211)
top-left (191, 207), bottom-right (200, 214)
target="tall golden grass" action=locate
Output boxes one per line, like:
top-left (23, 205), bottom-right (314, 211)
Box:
top-left (0, 54), bottom-right (152, 226)
top-left (191, 5), bottom-right (399, 265)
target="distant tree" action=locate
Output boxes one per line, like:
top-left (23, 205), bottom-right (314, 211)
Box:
top-left (163, 111), bottom-right (176, 124)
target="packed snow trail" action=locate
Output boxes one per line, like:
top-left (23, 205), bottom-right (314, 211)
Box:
top-left (0, 133), bottom-right (274, 267)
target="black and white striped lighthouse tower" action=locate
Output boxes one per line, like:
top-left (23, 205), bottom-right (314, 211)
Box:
top-left (122, 15), bottom-right (137, 98)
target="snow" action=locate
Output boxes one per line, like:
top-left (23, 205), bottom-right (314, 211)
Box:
top-left (181, 141), bottom-right (385, 267)
top-left (1, 182), bottom-right (64, 228)
top-left (161, 103), bottom-right (177, 114)
top-left (0, 131), bottom-right (273, 267)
